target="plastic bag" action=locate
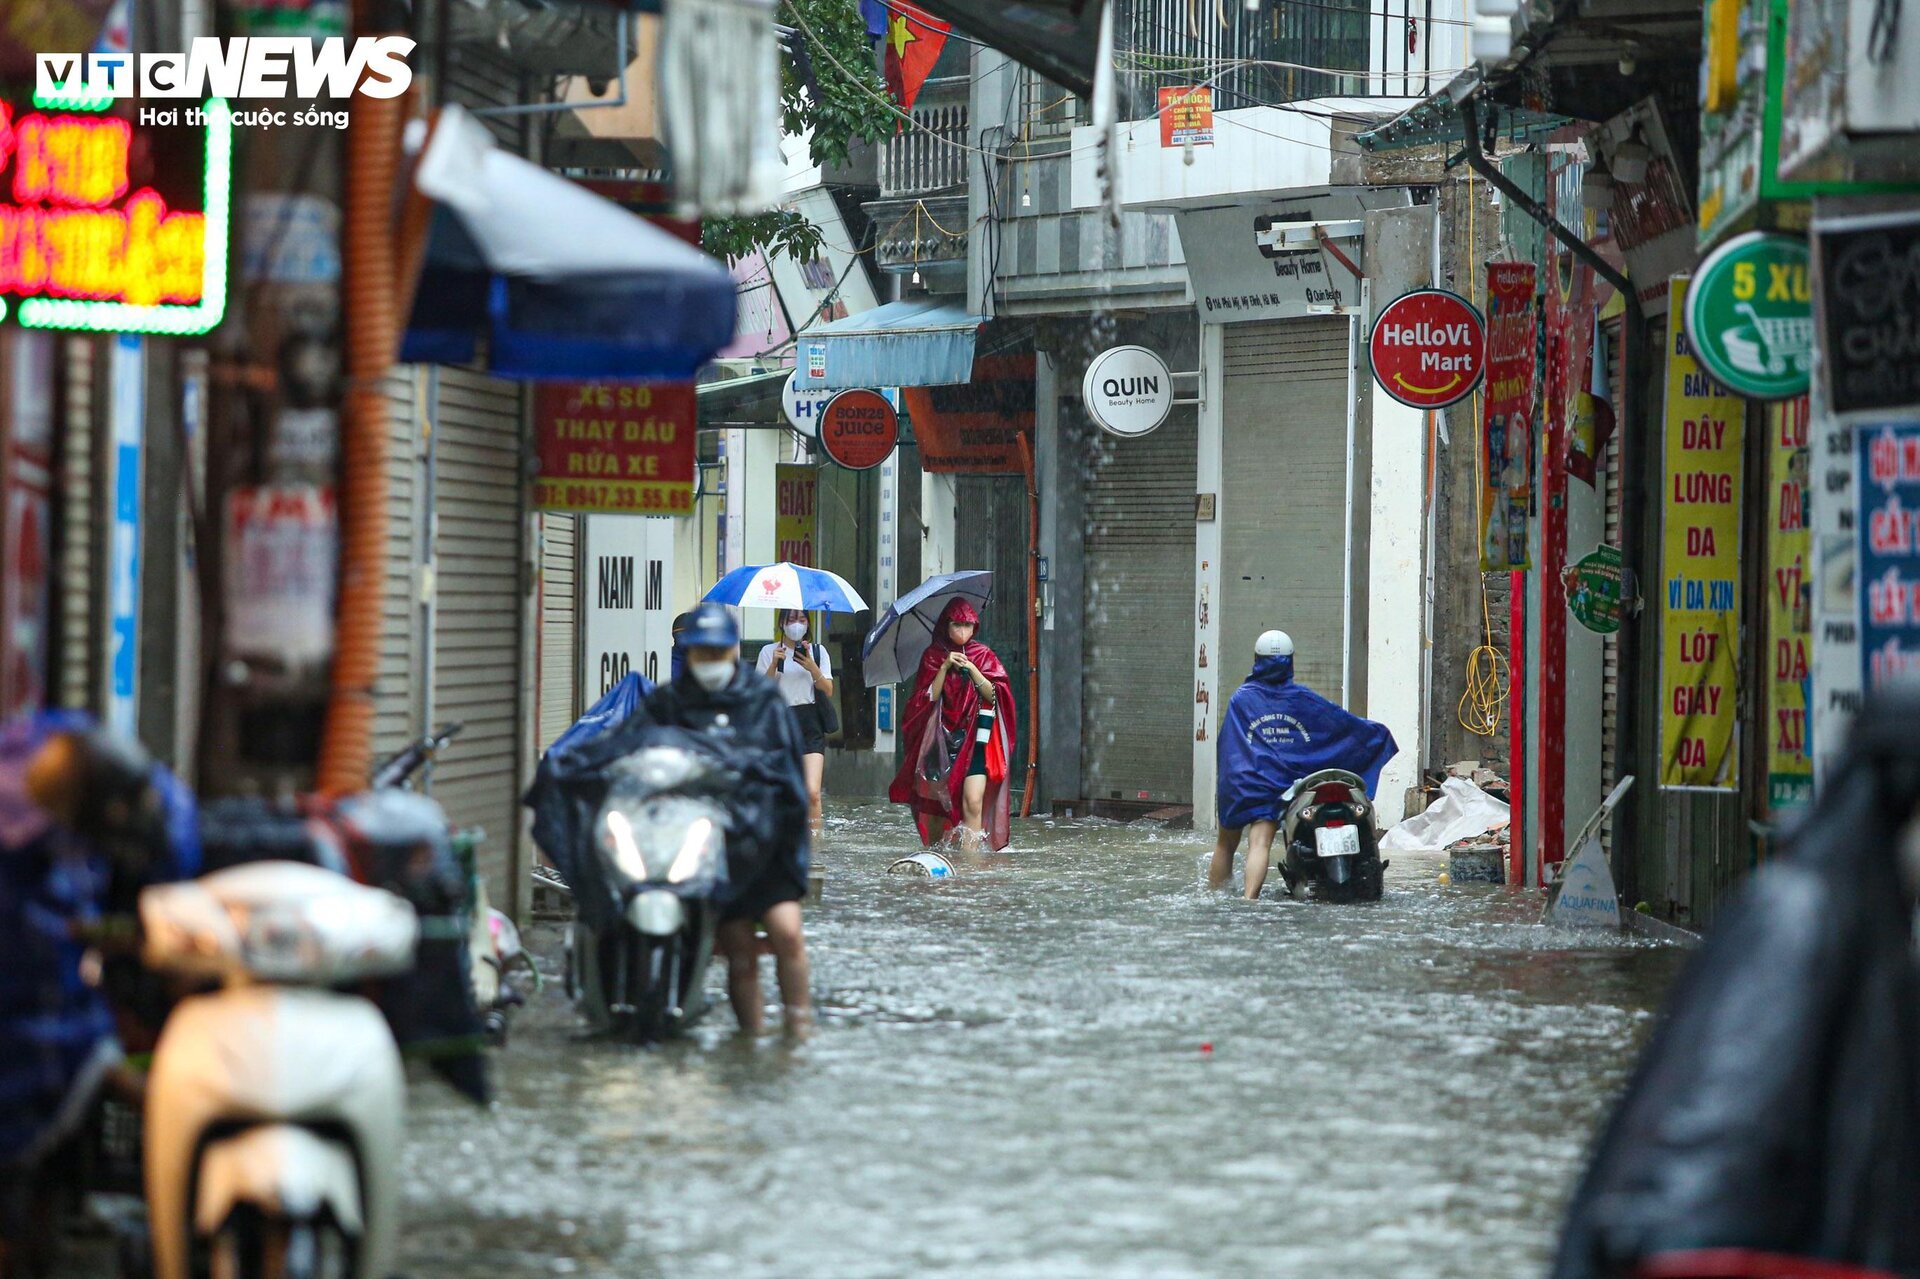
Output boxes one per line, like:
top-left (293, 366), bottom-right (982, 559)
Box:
top-left (1380, 776), bottom-right (1510, 853)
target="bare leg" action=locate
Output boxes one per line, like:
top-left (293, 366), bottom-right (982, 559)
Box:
top-left (1209, 825), bottom-right (1244, 890)
top-left (802, 752), bottom-right (825, 832)
top-left (760, 900), bottom-right (812, 1036)
top-left (922, 813), bottom-right (947, 844)
top-left (716, 919), bottom-right (763, 1034)
top-left (961, 774), bottom-right (987, 833)
top-left (1243, 820), bottom-right (1279, 900)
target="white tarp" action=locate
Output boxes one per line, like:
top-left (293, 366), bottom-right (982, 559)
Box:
top-left (1380, 776), bottom-right (1510, 854)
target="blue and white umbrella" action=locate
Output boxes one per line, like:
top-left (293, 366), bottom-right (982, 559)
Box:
top-left (860, 571), bottom-right (994, 686)
top-left (702, 562), bottom-right (869, 614)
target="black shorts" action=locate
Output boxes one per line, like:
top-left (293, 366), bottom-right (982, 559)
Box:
top-left (790, 702), bottom-right (827, 756)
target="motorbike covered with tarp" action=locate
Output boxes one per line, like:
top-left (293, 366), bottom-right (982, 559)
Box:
top-left (526, 710), bottom-right (796, 934)
top-left (1551, 691), bottom-right (1920, 1279)
top-left (546, 672), bottom-right (652, 758)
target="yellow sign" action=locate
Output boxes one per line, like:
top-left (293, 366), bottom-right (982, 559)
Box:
top-left (1660, 276), bottom-right (1746, 790)
top-left (775, 464), bottom-right (817, 567)
top-left (1766, 395), bottom-right (1813, 811)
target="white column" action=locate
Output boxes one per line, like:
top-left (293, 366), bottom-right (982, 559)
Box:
top-left (1366, 380), bottom-right (1427, 819)
top-left (1192, 322), bottom-right (1225, 829)
top-left (921, 471), bottom-right (957, 579)
top-left (724, 427), bottom-right (781, 642)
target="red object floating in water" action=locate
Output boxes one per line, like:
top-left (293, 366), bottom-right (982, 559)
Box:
top-left (1199, 1042), bottom-right (1213, 1054)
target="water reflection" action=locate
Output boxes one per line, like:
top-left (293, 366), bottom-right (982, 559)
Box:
top-left (400, 802), bottom-right (1684, 1278)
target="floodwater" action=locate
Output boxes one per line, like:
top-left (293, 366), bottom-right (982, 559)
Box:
top-left (397, 802), bottom-right (1687, 1279)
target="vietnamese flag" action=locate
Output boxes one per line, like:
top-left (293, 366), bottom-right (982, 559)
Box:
top-left (883, 2), bottom-right (950, 115)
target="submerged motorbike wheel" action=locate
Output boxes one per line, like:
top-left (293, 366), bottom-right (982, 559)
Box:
top-left (205, 1206), bottom-right (352, 1279)
top-left (1311, 857), bottom-right (1384, 904)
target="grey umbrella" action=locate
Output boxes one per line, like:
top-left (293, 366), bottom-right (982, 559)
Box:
top-left (860, 571), bottom-right (994, 686)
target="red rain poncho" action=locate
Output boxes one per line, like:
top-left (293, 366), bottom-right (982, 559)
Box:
top-left (887, 598), bottom-right (1016, 849)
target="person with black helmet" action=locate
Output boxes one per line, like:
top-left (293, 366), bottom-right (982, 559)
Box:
top-left (646, 602), bottom-right (813, 1035)
top-left (669, 610), bottom-right (694, 684)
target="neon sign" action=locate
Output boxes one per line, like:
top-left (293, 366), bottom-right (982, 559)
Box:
top-left (0, 95), bottom-right (230, 334)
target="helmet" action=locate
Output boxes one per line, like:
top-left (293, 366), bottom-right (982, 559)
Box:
top-left (1255, 630), bottom-right (1294, 657)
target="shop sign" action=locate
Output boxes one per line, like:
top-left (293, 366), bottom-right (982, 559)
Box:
top-left (1811, 407), bottom-right (1860, 789)
top-left (1563, 544), bottom-right (1625, 635)
top-left (1766, 395), bottom-right (1813, 813)
top-left (581, 514), bottom-right (674, 695)
top-left (1, 332), bottom-right (54, 719)
top-left (1081, 345), bottom-right (1172, 439)
top-left (105, 334), bottom-right (142, 734)
top-left (1856, 420), bottom-right (1920, 696)
top-left (818, 389), bottom-right (897, 470)
top-left (0, 95), bottom-right (231, 335)
top-left (1812, 211), bottom-right (1920, 415)
top-left (1173, 190), bottom-right (1403, 324)
top-left (225, 484), bottom-right (336, 670)
top-left (1601, 100), bottom-right (1696, 316)
top-left (1368, 289), bottom-right (1485, 410)
top-left (781, 371), bottom-right (835, 440)
top-left (774, 463), bottom-right (817, 566)
top-left (1660, 276), bottom-right (1746, 791)
top-left (532, 381), bottom-right (696, 515)
top-left (1683, 231), bottom-right (1813, 401)
top-left (902, 353), bottom-right (1034, 472)
top-left (1480, 263), bottom-right (1536, 572)
top-left (1158, 85), bottom-right (1212, 147)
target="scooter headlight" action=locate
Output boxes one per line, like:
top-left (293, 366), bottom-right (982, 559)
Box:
top-left (667, 816), bottom-right (722, 883)
top-left (601, 808), bottom-right (648, 881)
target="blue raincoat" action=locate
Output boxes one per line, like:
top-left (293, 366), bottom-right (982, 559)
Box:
top-left (1215, 654), bottom-right (1399, 829)
top-left (545, 672), bottom-right (653, 758)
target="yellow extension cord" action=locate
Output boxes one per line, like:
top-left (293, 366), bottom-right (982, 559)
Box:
top-left (1458, 167), bottom-right (1510, 739)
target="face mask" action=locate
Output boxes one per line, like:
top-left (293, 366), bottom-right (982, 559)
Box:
top-left (784, 621), bottom-right (808, 642)
top-left (690, 659), bottom-right (735, 691)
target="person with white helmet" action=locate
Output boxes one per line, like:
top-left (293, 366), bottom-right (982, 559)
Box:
top-left (1210, 629), bottom-right (1398, 899)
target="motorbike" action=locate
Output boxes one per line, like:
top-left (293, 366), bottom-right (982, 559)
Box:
top-left (138, 859), bottom-right (417, 1279)
top-left (1278, 768), bottom-right (1387, 902)
top-left (565, 743), bottom-right (730, 1040)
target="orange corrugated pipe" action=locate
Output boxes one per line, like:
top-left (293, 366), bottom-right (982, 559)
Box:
top-left (1016, 431), bottom-right (1040, 820)
top-left (315, 59), bottom-right (405, 797)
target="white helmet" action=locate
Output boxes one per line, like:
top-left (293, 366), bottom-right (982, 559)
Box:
top-left (1255, 630), bottom-right (1294, 657)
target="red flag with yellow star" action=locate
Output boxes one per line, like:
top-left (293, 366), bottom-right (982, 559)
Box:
top-left (883, 2), bottom-right (950, 115)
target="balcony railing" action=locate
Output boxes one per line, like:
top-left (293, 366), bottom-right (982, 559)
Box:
top-left (879, 77), bottom-right (969, 198)
top-left (1116, 0), bottom-right (1371, 117)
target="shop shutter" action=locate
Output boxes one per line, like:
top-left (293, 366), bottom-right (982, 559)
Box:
top-left (56, 336), bottom-right (96, 713)
top-left (1081, 407), bottom-right (1197, 804)
top-left (537, 512), bottom-right (578, 753)
top-left (1600, 318), bottom-right (1623, 853)
top-left (373, 367), bottom-right (427, 764)
top-left (1219, 317), bottom-right (1354, 710)
top-left (429, 367), bottom-right (525, 901)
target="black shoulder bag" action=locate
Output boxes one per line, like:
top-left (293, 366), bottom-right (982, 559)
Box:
top-left (812, 643), bottom-right (841, 738)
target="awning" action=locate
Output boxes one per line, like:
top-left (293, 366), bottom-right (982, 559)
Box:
top-left (696, 367), bottom-right (790, 425)
top-left (792, 298), bottom-right (985, 392)
top-left (1355, 72), bottom-right (1568, 153)
top-left (401, 104), bottom-right (736, 380)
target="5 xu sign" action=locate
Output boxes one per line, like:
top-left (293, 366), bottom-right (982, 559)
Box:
top-left (1368, 289), bottom-right (1486, 411)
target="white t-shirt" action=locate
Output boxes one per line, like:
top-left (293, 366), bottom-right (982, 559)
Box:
top-left (756, 639), bottom-right (832, 708)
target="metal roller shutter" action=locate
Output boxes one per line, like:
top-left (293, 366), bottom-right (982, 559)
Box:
top-left (1081, 408), bottom-right (1196, 804)
top-left (374, 367), bottom-right (426, 764)
top-left (430, 367), bottom-right (525, 901)
top-left (1220, 318), bottom-right (1353, 709)
top-left (537, 512), bottom-right (578, 753)
top-left (57, 337), bottom-right (96, 712)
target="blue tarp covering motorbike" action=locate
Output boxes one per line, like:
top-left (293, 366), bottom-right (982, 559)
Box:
top-left (0, 712), bottom-right (198, 1169)
top-left (1215, 655), bottom-right (1398, 829)
top-left (546, 673), bottom-right (653, 757)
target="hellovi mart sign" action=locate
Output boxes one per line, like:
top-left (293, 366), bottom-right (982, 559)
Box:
top-left (36, 37), bottom-right (415, 102)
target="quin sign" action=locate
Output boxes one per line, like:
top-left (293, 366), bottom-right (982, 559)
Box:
top-left (1082, 345), bottom-right (1173, 438)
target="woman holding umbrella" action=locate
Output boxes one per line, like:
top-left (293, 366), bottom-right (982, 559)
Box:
top-left (756, 608), bottom-right (834, 830)
top-left (888, 598), bottom-right (1016, 849)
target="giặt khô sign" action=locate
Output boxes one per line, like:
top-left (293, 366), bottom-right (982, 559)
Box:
top-left (0, 94), bottom-right (231, 334)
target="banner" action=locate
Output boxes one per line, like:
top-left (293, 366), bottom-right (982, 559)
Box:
top-left (1, 332), bottom-right (54, 720)
top-left (582, 515), bottom-right (675, 694)
top-left (775, 464), bottom-right (817, 566)
top-left (1158, 86), bottom-right (1214, 147)
top-left (1480, 262), bottom-right (1537, 571)
top-left (1660, 276), bottom-right (1746, 790)
top-left (1766, 396), bottom-right (1813, 812)
top-left (1858, 419), bottom-right (1920, 694)
top-left (900, 353), bottom-right (1035, 473)
top-left (532, 382), bottom-right (696, 515)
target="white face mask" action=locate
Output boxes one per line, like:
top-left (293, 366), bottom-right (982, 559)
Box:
top-left (784, 621), bottom-right (808, 642)
top-left (690, 658), bottom-right (736, 691)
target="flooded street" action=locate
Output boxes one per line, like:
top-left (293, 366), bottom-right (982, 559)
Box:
top-left (399, 803), bottom-right (1686, 1279)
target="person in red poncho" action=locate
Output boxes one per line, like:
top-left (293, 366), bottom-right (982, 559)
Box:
top-left (887, 598), bottom-right (1016, 850)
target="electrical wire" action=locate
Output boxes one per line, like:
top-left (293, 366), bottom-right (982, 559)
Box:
top-left (1457, 165), bottom-right (1510, 740)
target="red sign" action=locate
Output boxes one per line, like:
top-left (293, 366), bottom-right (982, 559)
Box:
top-left (899, 353), bottom-right (1034, 474)
top-left (818, 389), bottom-right (897, 471)
top-left (532, 381), bottom-right (697, 514)
top-left (1480, 262), bottom-right (1538, 572)
top-left (1368, 289), bottom-right (1486, 410)
top-left (1158, 86), bottom-right (1213, 147)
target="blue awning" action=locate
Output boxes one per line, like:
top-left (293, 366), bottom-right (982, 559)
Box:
top-left (792, 298), bottom-right (984, 391)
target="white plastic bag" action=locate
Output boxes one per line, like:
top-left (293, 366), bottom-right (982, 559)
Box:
top-left (1380, 776), bottom-right (1510, 854)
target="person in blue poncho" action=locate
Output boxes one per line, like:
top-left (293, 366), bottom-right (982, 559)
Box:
top-left (1209, 630), bottom-right (1398, 899)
